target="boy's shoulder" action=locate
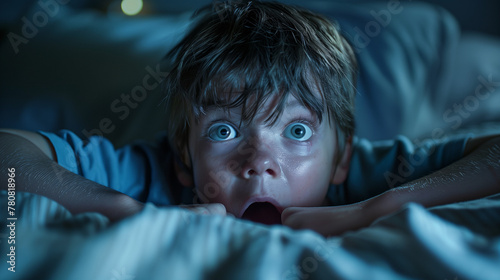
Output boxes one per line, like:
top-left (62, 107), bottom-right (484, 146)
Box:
top-left (39, 129), bottom-right (180, 205)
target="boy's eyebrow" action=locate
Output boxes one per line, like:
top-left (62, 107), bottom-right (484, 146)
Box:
top-left (285, 100), bottom-right (303, 108)
top-left (201, 99), bottom-right (314, 123)
top-left (285, 100), bottom-right (315, 113)
top-left (283, 99), bottom-right (321, 122)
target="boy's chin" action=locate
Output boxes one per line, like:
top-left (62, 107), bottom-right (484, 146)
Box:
top-left (241, 202), bottom-right (282, 225)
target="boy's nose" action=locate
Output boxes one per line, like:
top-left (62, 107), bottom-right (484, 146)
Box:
top-left (239, 149), bottom-right (281, 179)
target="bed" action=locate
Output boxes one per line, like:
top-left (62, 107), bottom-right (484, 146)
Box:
top-left (1, 191), bottom-right (500, 279)
top-left (1, 1), bottom-right (500, 279)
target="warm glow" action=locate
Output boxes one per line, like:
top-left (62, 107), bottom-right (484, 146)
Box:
top-left (121, 0), bottom-right (143, 16)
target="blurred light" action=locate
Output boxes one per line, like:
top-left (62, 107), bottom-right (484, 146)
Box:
top-left (121, 0), bottom-right (143, 16)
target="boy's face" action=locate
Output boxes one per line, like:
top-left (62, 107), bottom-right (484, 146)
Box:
top-left (181, 92), bottom-right (350, 225)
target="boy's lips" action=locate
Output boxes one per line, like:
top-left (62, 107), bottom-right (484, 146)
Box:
top-left (239, 197), bottom-right (283, 225)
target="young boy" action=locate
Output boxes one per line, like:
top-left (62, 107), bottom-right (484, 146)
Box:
top-left (1, 1), bottom-right (499, 237)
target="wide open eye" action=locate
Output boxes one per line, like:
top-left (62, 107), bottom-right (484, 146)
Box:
top-left (283, 123), bottom-right (313, 141)
top-left (208, 123), bottom-right (238, 141)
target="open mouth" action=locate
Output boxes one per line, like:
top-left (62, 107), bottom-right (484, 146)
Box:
top-left (241, 202), bottom-right (282, 225)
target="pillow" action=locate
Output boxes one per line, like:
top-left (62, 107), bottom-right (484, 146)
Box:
top-left (314, 1), bottom-right (460, 140)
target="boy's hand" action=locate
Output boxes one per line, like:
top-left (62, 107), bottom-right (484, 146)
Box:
top-left (282, 202), bottom-right (373, 237)
top-left (284, 135), bottom-right (500, 237)
top-left (179, 203), bottom-right (228, 216)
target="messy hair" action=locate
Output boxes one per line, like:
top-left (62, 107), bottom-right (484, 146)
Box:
top-left (162, 0), bottom-right (357, 163)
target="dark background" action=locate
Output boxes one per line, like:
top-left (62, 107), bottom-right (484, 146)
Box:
top-left (1, 0), bottom-right (499, 145)
top-left (2, 0), bottom-right (499, 36)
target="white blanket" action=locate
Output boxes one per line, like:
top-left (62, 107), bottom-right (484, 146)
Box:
top-left (1, 191), bottom-right (500, 280)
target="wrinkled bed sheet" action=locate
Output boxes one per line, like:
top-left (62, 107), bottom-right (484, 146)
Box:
top-left (1, 191), bottom-right (499, 280)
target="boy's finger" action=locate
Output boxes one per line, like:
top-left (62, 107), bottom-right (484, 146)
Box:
top-left (281, 206), bottom-right (308, 224)
top-left (203, 203), bottom-right (227, 215)
top-left (180, 203), bottom-right (227, 216)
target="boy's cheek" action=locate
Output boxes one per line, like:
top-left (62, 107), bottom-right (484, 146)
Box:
top-left (287, 179), bottom-right (330, 207)
top-left (191, 161), bottom-right (237, 205)
top-left (284, 156), bottom-right (333, 206)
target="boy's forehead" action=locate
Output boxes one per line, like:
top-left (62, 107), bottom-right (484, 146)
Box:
top-left (198, 93), bottom-right (318, 122)
top-left (191, 70), bottom-right (328, 125)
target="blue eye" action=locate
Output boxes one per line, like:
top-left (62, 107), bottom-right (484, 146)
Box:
top-left (208, 123), bottom-right (238, 141)
top-left (284, 123), bottom-right (313, 141)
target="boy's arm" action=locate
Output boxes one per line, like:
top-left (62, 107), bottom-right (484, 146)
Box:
top-left (0, 130), bottom-right (144, 221)
top-left (0, 130), bottom-right (226, 220)
top-left (282, 135), bottom-right (500, 237)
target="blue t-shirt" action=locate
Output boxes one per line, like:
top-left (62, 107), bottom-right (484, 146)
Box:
top-left (39, 130), bottom-right (470, 206)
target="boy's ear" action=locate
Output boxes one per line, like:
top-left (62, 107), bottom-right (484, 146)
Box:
top-left (174, 146), bottom-right (194, 188)
top-left (330, 136), bottom-right (353, 185)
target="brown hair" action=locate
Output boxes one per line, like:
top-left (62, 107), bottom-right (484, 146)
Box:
top-left (162, 0), bottom-right (357, 164)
